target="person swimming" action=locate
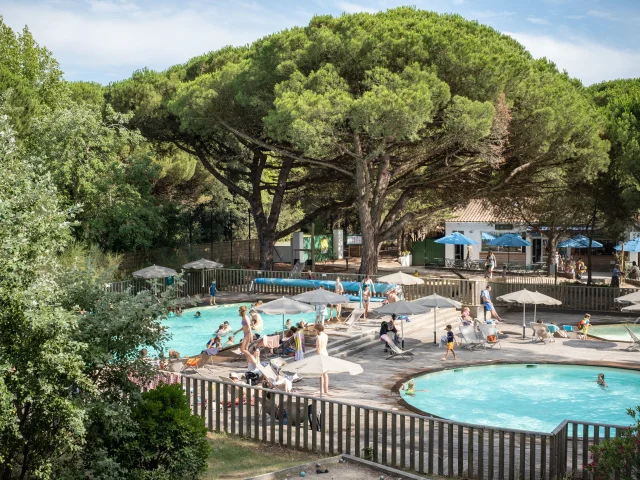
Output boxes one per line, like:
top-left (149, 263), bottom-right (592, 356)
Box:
top-left (401, 379), bottom-right (416, 396)
top-left (194, 311), bottom-right (201, 318)
top-left (597, 373), bottom-right (608, 388)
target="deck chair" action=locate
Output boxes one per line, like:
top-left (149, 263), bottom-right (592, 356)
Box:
top-left (333, 308), bottom-right (364, 331)
top-left (532, 324), bottom-right (553, 344)
top-left (180, 353), bottom-right (211, 373)
top-left (381, 336), bottom-right (414, 361)
top-left (478, 324), bottom-right (501, 349)
top-left (459, 325), bottom-right (482, 350)
top-left (624, 325), bottom-right (640, 352)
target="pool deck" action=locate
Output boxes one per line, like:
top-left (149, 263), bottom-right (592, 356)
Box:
top-left (185, 309), bottom-right (640, 414)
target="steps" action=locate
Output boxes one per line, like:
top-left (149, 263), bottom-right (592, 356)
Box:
top-left (322, 308), bottom-right (462, 359)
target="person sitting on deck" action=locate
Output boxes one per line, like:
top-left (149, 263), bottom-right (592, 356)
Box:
top-left (379, 316), bottom-right (399, 352)
top-left (460, 307), bottom-right (473, 326)
top-left (628, 261), bottom-right (640, 280)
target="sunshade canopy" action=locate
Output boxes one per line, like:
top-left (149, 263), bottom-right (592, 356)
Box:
top-left (481, 232), bottom-right (496, 241)
top-left (614, 239), bottom-right (640, 252)
top-left (133, 265), bottom-right (178, 279)
top-left (557, 235), bottom-right (603, 249)
top-left (253, 297), bottom-right (314, 315)
top-left (621, 303), bottom-right (640, 312)
top-left (496, 289), bottom-right (561, 305)
top-left (377, 271), bottom-right (425, 285)
top-left (435, 232), bottom-right (478, 245)
top-left (487, 233), bottom-right (531, 248)
top-left (282, 355), bottom-right (363, 377)
top-left (375, 300), bottom-right (432, 316)
top-left (182, 258), bottom-right (224, 269)
top-left (292, 289), bottom-right (351, 305)
top-left (615, 291), bottom-right (640, 304)
top-left (413, 293), bottom-right (462, 309)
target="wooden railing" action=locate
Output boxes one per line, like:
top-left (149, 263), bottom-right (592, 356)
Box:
top-left (490, 281), bottom-right (637, 312)
top-left (179, 376), bottom-right (622, 479)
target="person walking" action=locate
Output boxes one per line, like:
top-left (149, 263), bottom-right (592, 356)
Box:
top-left (334, 276), bottom-right (344, 319)
top-left (315, 323), bottom-right (330, 395)
top-left (362, 284), bottom-right (371, 319)
top-left (209, 281), bottom-right (217, 306)
top-left (441, 325), bottom-right (458, 361)
top-left (485, 250), bottom-right (496, 279)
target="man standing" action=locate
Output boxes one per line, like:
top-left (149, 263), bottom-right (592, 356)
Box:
top-left (209, 281), bottom-right (217, 306)
top-left (480, 285), bottom-right (502, 323)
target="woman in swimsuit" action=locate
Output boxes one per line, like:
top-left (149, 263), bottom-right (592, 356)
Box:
top-left (234, 306), bottom-right (252, 364)
top-left (315, 323), bottom-right (329, 395)
top-left (362, 285), bottom-right (371, 320)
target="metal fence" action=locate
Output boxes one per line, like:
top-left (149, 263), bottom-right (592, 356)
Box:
top-left (180, 376), bottom-right (622, 480)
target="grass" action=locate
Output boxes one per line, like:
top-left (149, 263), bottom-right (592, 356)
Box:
top-left (202, 432), bottom-right (323, 479)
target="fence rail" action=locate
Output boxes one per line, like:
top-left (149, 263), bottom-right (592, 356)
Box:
top-left (179, 377), bottom-right (621, 479)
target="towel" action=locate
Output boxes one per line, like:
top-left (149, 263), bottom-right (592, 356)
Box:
top-left (259, 335), bottom-right (280, 349)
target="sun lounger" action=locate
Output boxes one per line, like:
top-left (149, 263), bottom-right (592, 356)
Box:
top-left (381, 336), bottom-right (413, 361)
top-left (532, 324), bottom-right (553, 344)
top-left (625, 325), bottom-right (640, 352)
top-left (333, 308), bottom-right (364, 331)
top-left (180, 353), bottom-right (213, 373)
top-left (459, 325), bottom-right (482, 350)
top-left (478, 324), bottom-right (501, 349)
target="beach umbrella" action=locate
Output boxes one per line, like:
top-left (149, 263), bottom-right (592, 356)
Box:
top-left (254, 297), bottom-right (314, 343)
top-left (558, 235), bottom-right (603, 249)
top-left (292, 289), bottom-right (351, 305)
top-left (497, 289), bottom-right (561, 339)
top-left (614, 240), bottom-right (640, 253)
top-left (621, 303), bottom-right (640, 312)
top-left (482, 232), bottom-right (496, 241)
top-left (413, 294), bottom-right (463, 345)
top-left (133, 264), bottom-right (178, 279)
top-left (615, 291), bottom-right (640, 304)
top-left (282, 355), bottom-right (363, 397)
top-left (182, 258), bottom-right (223, 288)
top-left (375, 300), bottom-right (432, 348)
top-left (377, 271), bottom-right (425, 285)
top-left (487, 234), bottom-right (531, 265)
top-left (435, 232), bottom-right (478, 245)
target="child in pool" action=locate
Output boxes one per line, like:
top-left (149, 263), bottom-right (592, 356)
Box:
top-left (597, 373), bottom-right (608, 388)
top-left (401, 379), bottom-right (416, 396)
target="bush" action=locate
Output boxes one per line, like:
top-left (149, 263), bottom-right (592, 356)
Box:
top-left (586, 406), bottom-right (640, 479)
top-left (120, 384), bottom-right (211, 480)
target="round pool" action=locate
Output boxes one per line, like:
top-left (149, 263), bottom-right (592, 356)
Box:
top-left (589, 324), bottom-right (640, 342)
top-left (162, 303), bottom-right (318, 356)
top-left (400, 364), bottom-right (640, 433)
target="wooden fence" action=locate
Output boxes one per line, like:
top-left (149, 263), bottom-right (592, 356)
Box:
top-left (490, 281), bottom-right (637, 312)
top-left (179, 376), bottom-right (622, 480)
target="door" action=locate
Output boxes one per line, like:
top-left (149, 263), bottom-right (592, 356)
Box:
top-left (453, 230), bottom-right (464, 261)
top-left (533, 238), bottom-right (542, 264)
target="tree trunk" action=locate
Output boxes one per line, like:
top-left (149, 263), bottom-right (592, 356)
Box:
top-left (586, 208), bottom-right (597, 286)
top-left (545, 231), bottom-right (559, 276)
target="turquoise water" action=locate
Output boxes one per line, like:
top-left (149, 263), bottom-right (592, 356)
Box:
top-left (401, 364), bottom-right (640, 433)
top-left (589, 324), bottom-right (640, 342)
top-left (162, 304), bottom-right (318, 357)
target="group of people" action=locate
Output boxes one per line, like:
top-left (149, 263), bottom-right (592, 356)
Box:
top-left (553, 252), bottom-right (589, 280)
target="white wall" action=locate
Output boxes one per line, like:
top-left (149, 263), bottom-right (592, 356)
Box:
top-left (274, 243), bottom-right (292, 263)
top-left (444, 221), bottom-right (532, 262)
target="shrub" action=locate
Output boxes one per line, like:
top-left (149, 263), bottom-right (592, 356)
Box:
top-left (586, 406), bottom-right (640, 479)
top-left (121, 384), bottom-right (211, 480)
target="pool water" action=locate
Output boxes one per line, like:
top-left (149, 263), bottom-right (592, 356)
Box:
top-left (162, 304), bottom-right (318, 357)
top-left (400, 364), bottom-right (640, 433)
top-left (589, 324), bottom-right (640, 342)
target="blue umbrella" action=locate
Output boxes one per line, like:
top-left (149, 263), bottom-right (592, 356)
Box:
top-left (481, 232), bottom-right (496, 241)
top-left (435, 232), bottom-right (478, 245)
top-left (614, 240), bottom-right (640, 252)
top-left (558, 235), bottom-right (603, 249)
top-left (487, 233), bottom-right (531, 265)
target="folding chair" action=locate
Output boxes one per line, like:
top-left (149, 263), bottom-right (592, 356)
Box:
top-left (332, 308), bottom-right (364, 331)
top-left (624, 325), bottom-right (640, 352)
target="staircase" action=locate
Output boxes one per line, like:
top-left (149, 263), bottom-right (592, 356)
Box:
top-left (322, 308), bottom-right (462, 359)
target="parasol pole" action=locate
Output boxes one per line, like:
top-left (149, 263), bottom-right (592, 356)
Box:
top-left (433, 308), bottom-right (438, 345)
top-left (522, 303), bottom-right (527, 339)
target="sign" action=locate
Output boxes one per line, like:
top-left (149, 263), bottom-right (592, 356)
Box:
top-left (494, 224), bottom-right (514, 230)
top-left (346, 235), bottom-right (362, 245)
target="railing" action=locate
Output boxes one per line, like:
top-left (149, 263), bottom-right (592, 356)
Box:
top-left (179, 376), bottom-right (623, 479)
top-left (490, 281), bottom-right (637, 312)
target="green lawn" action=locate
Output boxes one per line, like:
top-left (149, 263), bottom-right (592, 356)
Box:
top-left (203, 433), bottom-right (323, 479)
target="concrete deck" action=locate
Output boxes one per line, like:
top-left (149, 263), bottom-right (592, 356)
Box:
top-left (185, 309), bottom-right (640, 414)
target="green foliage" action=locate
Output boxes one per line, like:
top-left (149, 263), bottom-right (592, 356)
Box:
top-left (587, 406), bottom-right (640, 479)
top-left (122, 384), bottom-right (210, 479)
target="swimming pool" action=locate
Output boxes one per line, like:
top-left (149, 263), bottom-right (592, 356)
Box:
top-left (162, 304), bottom-right (318, 356)
top-left (589, 324), bottom-right (640, 342)
top-left (400, 364), bottom-right (640, 433)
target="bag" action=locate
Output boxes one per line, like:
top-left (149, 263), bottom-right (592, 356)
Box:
top-left (487, 335), bottom-right (497, 343)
